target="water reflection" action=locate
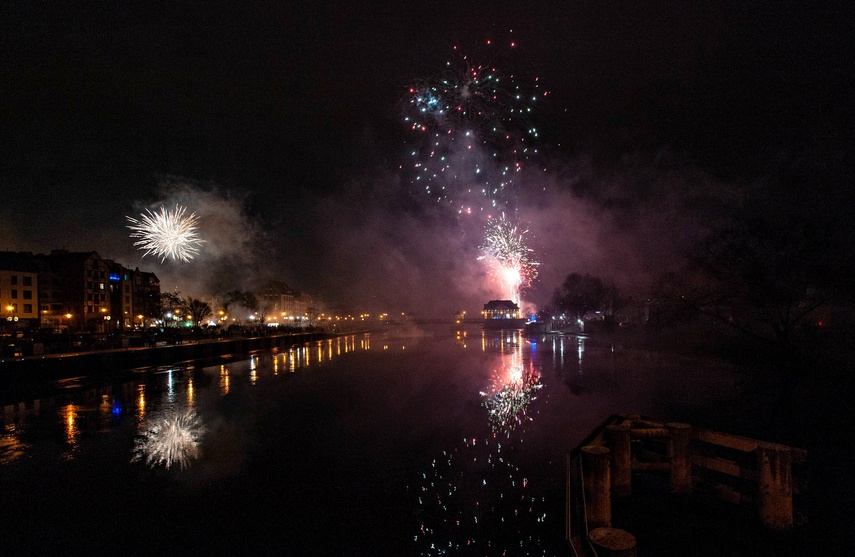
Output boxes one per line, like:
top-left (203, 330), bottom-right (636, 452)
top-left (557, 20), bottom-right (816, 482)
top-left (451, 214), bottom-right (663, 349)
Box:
top-left (415, 437), bottom-right (551, 556)
top-left (480, 331), bottom-right (543, 436)
top-left (416, 329), bottom-right (551, 555)
top-left (136, 383), bottom-right (146, 422)
top-left (0, 424), bottom-right (29, 464)
top-left (0, 334), bottom-right (371, 468)
top-left (133, 410), bottom-right (206, 470)
top-left (62, 404), bottom-right (81, 456)
top-left (1, 402), bottom-right (34, 448)
top-left (219, 364), bottom-right (231, 395)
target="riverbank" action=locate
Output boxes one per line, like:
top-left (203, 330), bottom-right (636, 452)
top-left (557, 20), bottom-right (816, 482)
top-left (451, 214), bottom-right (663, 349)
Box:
top-left (0, 331), bottom-right (337, 381)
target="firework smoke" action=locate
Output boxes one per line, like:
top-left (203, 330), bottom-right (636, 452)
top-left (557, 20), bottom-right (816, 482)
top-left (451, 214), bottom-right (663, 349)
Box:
top-left (126, 204), bottom-right (204, 262)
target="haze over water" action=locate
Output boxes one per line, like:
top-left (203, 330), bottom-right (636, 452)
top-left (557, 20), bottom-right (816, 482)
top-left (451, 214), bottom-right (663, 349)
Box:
top-left (0, 326), bottom-right (753, 555)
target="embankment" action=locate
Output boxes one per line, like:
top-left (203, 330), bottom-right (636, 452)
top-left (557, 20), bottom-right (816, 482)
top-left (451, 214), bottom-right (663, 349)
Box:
top-left (0, 332), bottom-right (333, 381)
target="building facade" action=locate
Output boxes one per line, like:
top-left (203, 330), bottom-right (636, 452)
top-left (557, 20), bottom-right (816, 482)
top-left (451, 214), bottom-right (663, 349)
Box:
top-left (257, 280), bottom-right (298, 324)
top-left (0, 252), bottom-right (40, 331)
top-left (482, 299), bottom-right (526, 330)
top-left (131, 269), bottom-right (161, 329)
top-left (257, 281), bottom-right (321, 326)
top-left (1, 250), bottom-right (160, 332)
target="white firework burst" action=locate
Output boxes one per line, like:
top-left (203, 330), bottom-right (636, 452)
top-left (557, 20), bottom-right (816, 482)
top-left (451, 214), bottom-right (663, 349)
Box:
top-left (133, 410), bottom-right (206, 470)
top-left (126, 204), bottom-right (204, 262)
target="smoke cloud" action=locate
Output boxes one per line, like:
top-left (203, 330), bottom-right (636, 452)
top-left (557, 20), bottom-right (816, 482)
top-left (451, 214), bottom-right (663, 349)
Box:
top-left (113, 178), bottom-right (271, 300)
top-left (259, 147), bottom-right (730, 319)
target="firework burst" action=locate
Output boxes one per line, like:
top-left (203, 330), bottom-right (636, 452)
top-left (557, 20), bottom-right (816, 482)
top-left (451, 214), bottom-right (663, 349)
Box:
top-left (479, 213), bottom-right (539, 305)
top-left (126, 204), bottom-right (204, 262)
top-left (133, 410), bottom-right (206, 470)
top-left (401, 39), bottom-right (546, 215)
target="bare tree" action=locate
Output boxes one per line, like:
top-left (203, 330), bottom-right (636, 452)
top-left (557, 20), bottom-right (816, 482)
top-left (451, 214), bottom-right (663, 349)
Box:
top-left (183, 298), bottom-right (213, 327)
top-left (655, 215), bottom-right (837, 378)
top-left (553, 273), bottom-right (606, 322)
top-left (223, 290), bottom-right (259, 324)
top-left (159, 291), bottom-right (183, 327)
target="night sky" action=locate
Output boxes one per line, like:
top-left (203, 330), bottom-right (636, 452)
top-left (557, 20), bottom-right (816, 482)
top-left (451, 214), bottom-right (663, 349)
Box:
top-left (2, 1), bottom-right (853, 316)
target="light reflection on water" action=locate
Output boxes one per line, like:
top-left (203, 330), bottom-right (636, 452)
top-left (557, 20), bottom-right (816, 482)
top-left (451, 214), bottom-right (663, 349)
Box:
top-left (0, 334), bottom-right (370, 468)
top-left (417, 329), bottom-right (553, 555)
top-left (479, 330), bottom-right (543, 437)
top-left (0, 327), bottom-right (734, 554)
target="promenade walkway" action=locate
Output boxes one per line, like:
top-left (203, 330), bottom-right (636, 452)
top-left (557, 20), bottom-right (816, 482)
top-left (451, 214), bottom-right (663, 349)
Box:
top-left (0, 331), bottom-right (334, 381)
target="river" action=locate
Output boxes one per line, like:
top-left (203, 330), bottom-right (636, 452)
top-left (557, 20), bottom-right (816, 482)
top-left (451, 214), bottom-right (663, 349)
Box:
top-left (0, 324), bottom-right (780, 555)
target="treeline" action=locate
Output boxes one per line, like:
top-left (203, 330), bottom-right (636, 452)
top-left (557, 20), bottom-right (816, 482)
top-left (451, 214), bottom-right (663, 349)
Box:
top-left (542, 172), bottom-right (854, 379)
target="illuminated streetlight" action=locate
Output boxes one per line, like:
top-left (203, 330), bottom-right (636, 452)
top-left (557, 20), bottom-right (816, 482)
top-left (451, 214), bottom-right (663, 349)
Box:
top-left (6, 304), bottom-right (18, 336)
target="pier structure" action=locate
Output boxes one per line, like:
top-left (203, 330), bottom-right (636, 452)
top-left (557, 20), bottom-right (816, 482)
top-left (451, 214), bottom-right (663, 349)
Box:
top-left (566, 414), bottom-right (806, 556)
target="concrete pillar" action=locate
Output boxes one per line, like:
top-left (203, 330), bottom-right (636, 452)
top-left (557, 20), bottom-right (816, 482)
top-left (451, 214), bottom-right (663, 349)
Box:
top-left (589, 527), bottom-right (638, 557)
top-left (666, 422), bottom-right (692, 493)
top-left (606, 424), bottom-right (632, 496)
top-left (582, 445), bottom-right (611, 529)
top-left (756, 443), bottom-right (793, 530)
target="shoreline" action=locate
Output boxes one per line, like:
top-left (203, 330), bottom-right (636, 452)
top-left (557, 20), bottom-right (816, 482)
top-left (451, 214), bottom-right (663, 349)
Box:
top-left (0, 331), bottom-right (339, 381)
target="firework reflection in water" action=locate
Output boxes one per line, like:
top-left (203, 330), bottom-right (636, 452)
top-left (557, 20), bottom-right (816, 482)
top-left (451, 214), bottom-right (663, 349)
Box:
top-left (133, 410), bottom-right (206, 470)
top-left (480, 341), bottom-right (542, 436)
top-left (415, 437), bottom-right (551, 556)
top-left (126, 204), bottom-right (204, 262)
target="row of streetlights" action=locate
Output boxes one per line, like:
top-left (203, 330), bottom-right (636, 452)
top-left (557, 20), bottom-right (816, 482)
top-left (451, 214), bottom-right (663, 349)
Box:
top-left (5, 306), bottom-right (154, 333)
top-left (6, 305), bottom-right (19, 336)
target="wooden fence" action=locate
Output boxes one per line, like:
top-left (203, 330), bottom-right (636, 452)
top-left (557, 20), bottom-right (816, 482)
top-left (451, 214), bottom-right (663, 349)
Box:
top-left (566, 414), bottom-right (806, 556)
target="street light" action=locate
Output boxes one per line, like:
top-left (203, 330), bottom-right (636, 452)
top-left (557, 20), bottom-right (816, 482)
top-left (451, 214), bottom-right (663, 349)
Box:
top-left (6, 304), bottom-right (18, 337)
top-left (64, 313), bottom-right (72, 330)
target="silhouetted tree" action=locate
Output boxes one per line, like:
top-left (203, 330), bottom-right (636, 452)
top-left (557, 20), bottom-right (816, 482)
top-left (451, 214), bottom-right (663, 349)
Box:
top-left (553, 273), bottom-right (606, 322)
top-left (158, 291), bottom-right (183, 326)
top-left (183, 298), bottom-right (213, 327)
top-left (602, 281), bottom-right (627, 324)
top-left (258, 302), bottom-right (276, 324)
top-left (223, 290), bottom-right (259, 324)
top-left (305, 306), bottom-right (319, 327)
top-left (655, 212), bottom-right (839, 378)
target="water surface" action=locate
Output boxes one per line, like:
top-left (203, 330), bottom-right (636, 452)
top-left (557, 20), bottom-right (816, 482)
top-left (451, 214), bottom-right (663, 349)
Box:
top-left (0, 326), bottom-right (747, 555)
